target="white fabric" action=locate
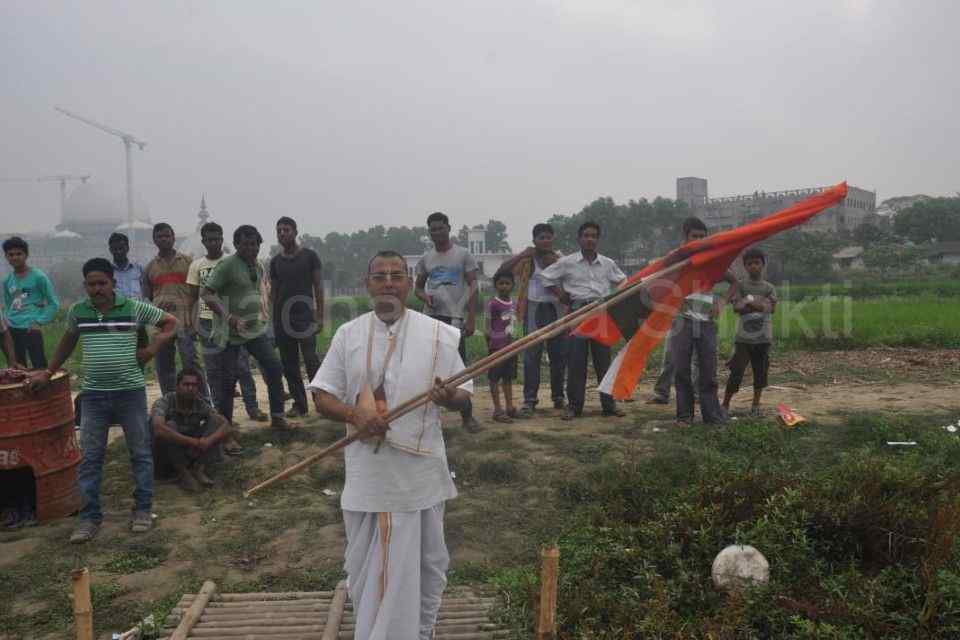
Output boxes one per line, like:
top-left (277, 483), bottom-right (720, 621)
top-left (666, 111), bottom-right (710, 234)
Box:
top-left (309, 309), bottom-right (470, 513)
top-left (682, 292), bottom-right (715, 322)
top-left (343, 504), bottom-right (449, 640)
top-left (526, 257), bottom-right (557, 303)
top-left (536, 251), bottom-right (626, 302)
top-left (186, 255), bottom-right (225, 320)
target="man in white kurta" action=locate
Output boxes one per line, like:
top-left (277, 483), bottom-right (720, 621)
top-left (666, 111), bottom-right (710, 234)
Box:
top-left (309, 250), bottom-right (472, 640)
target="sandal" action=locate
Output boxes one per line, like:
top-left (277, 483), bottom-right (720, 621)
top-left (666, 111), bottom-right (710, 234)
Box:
top-left (506, 408), bottom-right (520, 420)
top-left (492, 412), bottom-right (513, 424)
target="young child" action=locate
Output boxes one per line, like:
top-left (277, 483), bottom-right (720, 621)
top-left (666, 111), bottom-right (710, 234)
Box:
top-left (486, 271), bottom-right (519, 423)
top-left (670, 217), bottom-right (737, 426)
top-left (723, 247), bottom-right (778, 417)
top-left (3, 236), bottom-right (60, 369)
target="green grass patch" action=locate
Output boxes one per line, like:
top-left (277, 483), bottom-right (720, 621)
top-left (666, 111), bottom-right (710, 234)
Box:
top-left (101, 542), bottom-right (170, 574)
top-left (493, 413), bottom-right (960, 638)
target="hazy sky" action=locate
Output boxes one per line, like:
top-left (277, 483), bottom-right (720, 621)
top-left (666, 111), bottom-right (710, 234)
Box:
top-left (2, 1), bottom-right (957, 246)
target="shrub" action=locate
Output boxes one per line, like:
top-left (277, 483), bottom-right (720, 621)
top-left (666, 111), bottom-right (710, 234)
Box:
top-left (501, 415), bottom-right (960, 638)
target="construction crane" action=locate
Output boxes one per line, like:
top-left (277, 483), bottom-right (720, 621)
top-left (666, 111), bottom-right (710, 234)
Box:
top-left (0, 174), bottom-right (91, 222)
top-left (55, 106), bottom-right (146, 239)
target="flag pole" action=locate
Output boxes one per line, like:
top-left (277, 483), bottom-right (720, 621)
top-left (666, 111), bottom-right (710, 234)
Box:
top-left (244, 258), bottom-right (691, 497)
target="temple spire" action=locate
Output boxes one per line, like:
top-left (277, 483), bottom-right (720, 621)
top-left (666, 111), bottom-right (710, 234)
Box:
top-left (197, 194), bottom-right (210, 229)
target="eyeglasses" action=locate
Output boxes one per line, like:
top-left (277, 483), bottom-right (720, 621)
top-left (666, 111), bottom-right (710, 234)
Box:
top-left (369, 271), bottom-right (407, 283)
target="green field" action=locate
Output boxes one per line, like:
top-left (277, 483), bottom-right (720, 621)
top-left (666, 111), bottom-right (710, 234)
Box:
top-left (716, 295), bottom-right (960, 351)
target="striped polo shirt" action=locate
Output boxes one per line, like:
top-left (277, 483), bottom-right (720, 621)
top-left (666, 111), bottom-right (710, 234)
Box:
top-left (68, 294), bottom-right (165, 392)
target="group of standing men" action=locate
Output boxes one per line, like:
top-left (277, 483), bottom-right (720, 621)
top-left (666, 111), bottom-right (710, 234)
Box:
top-left (13, 216), bottom-right (326, 541)
top-left (414, 213), bottom-right (629, 425)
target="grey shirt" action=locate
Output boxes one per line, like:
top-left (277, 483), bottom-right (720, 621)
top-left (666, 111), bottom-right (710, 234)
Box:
top-left (416, 244), bottom-right (478, 319)
top-left (732, 279), bottom-right (777, 344)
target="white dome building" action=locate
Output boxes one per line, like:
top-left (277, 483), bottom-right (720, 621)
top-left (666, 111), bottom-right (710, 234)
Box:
top-left (60, 181), bottom-right (150, 235)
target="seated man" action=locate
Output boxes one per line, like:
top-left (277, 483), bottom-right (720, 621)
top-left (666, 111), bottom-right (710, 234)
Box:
top-left (151, 367), bottom-right (232, 492)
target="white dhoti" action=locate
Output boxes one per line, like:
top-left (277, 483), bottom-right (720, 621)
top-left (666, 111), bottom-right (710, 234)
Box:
top-left (309, 311), bottom-right (470, 640)
top-left (344, 503), bottom-right (449, 640)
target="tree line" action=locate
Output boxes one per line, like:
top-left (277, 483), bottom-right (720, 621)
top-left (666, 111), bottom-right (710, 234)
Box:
top-left (288, 194), bottom-right (960, 291)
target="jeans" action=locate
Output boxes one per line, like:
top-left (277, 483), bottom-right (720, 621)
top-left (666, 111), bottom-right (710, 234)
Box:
top-left (672, 317), bottom-right (724, 423)
top-left (155, 327), bottom-right (210, 402)
top-left (77, 388), bottom-right (152, 523)
top-left (219, 334), bottom-right (286, 423)
top-left (432, 315), bottom-right (473, 422)
top-left (237, 347), bottom-right (261, 414)
top-left (199, 319), bottom-right (260, 415)
top-left (522, 301), bottom-right (566, 407)
top-left (9, 327), bottom-right (47, 368)
top-left (653, 318), bottom-right (699, 401)
top-left (276, 330), bottom-right (321, 413)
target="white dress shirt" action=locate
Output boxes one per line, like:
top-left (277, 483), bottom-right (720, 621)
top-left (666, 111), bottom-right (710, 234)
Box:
top-left (536, 251), bottom-right (627, 303)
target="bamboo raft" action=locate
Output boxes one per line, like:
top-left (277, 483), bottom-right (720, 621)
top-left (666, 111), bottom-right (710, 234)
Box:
top-left (161, 580), bottom-right (511, 640)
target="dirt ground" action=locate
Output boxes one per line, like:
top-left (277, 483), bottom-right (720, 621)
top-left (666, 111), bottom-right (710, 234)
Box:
top-left (123, 346), bottom-right (960, 434)
top-left (3, 347), bottom-right (959, 639)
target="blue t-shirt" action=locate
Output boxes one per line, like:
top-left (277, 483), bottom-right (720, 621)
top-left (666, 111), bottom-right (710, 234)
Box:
top-left (3, 268), bottom-right (60, 329)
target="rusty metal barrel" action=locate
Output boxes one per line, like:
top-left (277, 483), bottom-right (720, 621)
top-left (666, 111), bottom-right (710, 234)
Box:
top-left (0, 371), bottom-right (81, 521)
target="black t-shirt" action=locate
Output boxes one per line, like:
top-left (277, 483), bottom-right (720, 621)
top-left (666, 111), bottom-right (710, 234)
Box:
top-left (270, 248), bottom-right (322, 333)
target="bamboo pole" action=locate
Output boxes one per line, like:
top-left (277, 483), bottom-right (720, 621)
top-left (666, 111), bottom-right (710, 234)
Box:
top-left (188, 591), bottom-right (335, 601)
top-left (243, 258), bottom-right (691, 497)
top-left (71, 567), bottom-right (93, 640)
top-left (321, 580), bottom-right (348, 640)
top-left (171, 580), bottom-right (217, 640)
top-left (537, 546), bottom-right (560, 640)
top-left (194, 618), bottom-right (328, 628)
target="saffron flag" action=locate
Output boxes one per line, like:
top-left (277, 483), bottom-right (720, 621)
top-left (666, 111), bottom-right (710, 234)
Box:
top-left (575, 182), bottom-right (849, 400)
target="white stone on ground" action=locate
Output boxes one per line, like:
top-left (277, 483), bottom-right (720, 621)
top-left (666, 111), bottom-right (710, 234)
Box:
top-left (712, 544), bottom-right (770, 590)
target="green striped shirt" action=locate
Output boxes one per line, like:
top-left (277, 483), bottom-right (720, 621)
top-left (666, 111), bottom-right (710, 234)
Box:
top-left (68, 294), bottom-right (165, 392)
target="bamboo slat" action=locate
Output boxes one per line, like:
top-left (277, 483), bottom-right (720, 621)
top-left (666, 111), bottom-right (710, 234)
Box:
top-left (321, 581), bottom-right (348, 640)
top-left (163, 585), bottom-right (508, 640)
top-left (170, 581), bottom-right (217, 640)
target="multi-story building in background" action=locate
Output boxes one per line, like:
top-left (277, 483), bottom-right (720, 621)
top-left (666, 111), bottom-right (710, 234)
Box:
top-left (676, 177), bottom-right (877, 234)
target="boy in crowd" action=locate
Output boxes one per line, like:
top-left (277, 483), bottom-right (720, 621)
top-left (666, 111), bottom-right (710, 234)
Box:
top-left (415, 211), bottom-right (481, 432)
top-left (648, 226), bottom-right (704, 405)
top-left (538, 221), bottom-right (627, 420)
top-left (486, 271), bottom-right (519, 423)
top-left (723, 247), bottom-right (778, 417)
top-left (2, 236), bottom-right (60, 368)
top-left (499, 223), bottom-right (566, 416)
top-left (671, 217), bottom-right (736, 426)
